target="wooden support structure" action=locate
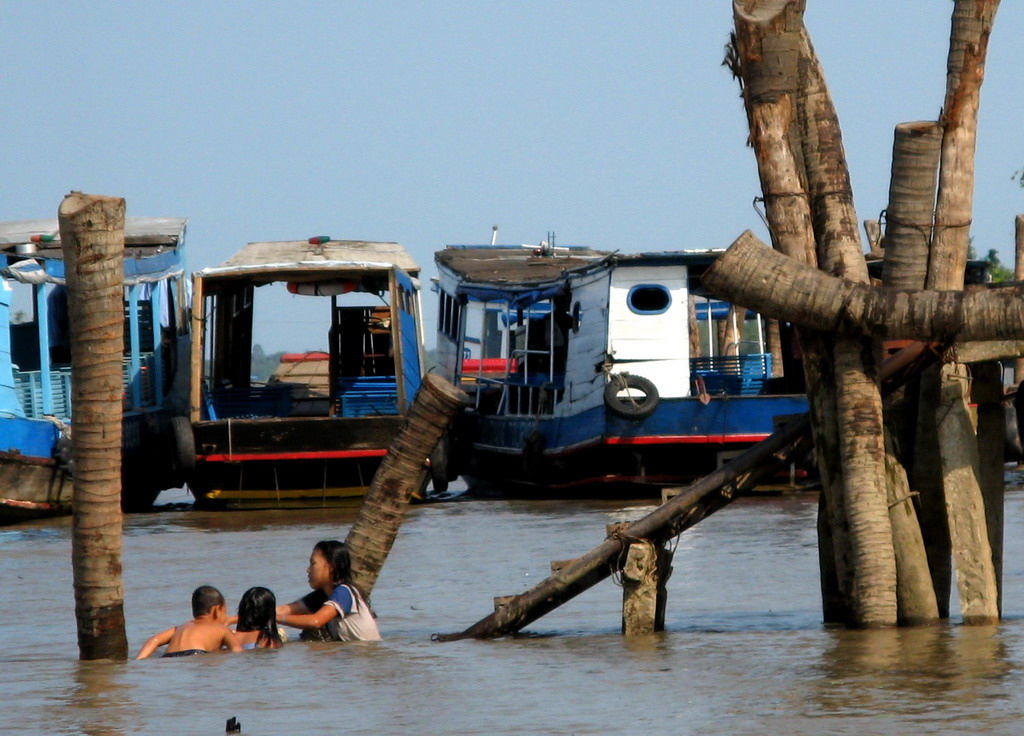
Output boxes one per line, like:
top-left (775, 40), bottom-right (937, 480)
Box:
top-left (60, 192), bottom-right (129, 660)
top-left (345, 374), bottom-right (469, 599)
top-left (433, 342), bottom-right (937, 641)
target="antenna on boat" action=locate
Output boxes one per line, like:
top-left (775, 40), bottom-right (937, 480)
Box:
top-left (491, 225), bottom-right (499, 245)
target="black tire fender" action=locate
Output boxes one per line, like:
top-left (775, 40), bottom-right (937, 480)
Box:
top-left (604, 373), bottom-right (660, 421)
top-left (170, 415), bottom-right (196, 480)
top-left (429, 434), bottom-right (450, 493)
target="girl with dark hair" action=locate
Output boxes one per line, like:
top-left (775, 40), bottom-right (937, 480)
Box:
top-left (233, 587), bottom-right (283, 650)
top-left (276, 540), bottom-right (381, 642)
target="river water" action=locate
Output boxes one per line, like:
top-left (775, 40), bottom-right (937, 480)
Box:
top-left (5, 478), bottom-right (1024, 735)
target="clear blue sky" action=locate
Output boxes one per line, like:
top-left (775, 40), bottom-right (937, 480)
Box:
top-left (4, 2), bottom-right (1022, 351)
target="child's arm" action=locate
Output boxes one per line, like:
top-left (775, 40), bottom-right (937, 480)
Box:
top-left (276, 600), bottom-right (312, 617)
top-left (135, 627), bottom-right (175, 660)
top-left (277, 603), bottom-right (338, 631)
top-left (221, 627), bottom-right (244, 653)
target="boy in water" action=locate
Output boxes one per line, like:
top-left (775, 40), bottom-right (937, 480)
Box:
top-left (135, 585), bottom-right (243, 659)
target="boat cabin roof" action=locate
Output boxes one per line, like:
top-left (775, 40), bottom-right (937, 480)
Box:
top-left (0, 217), bottom-right (187, 260)
top-left (436, 245), bottom-right (611, 287)
top-left (198, 239), bottom-right (419, 284)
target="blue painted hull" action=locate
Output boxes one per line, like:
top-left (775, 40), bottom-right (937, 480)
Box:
top-left (454, 394), bottom-right (809, 494)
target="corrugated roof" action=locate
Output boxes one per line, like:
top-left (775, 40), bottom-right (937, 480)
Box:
top-left (199, 239), bottom-right (419, 281)
top-left (435, 246), bottom-right (610, 286)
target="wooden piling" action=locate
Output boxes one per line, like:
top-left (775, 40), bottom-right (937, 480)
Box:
top-left (621, 541), bottom-right (673, 636)
top-left (345, 374), bottom-right (469, 599)
top-left (60, 192), bottom-right (129, 660)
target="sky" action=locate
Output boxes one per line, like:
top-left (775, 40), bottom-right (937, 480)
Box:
top-left (4, 2), bottom-right (1023, 352)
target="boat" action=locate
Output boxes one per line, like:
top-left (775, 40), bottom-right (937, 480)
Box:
top-left (174, 237), bottom-right (425, 509)
top-left (0, 217), bottom-right (191, 523)
top-left (432, 241), bottom-right (810, 496)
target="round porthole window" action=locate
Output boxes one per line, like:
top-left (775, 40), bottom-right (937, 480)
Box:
top-left (627, 284), bottom-right (671, 315)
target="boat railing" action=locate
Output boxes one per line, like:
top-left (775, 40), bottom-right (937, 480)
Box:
top-left (204, 383), bottom-right (294, 420)
top-left (690, 353), bottom-right (772, 396)
top-left (14, 352), bottom-right (159, 420)
top-left (335, 376), bottom-right (399, 417)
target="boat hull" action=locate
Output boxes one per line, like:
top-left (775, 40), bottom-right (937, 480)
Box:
top-left (453, 394), bottom-right (810, 496)
top-left (187, 415), bottom-right (404, 509)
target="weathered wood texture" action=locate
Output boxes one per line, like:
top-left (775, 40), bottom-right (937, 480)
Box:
top-left (928, 0), bottom-right (1000, 291)
top-left (60, 192), bottom-right (129, 661)
top-left (702, 231), bottom-right (1024, 343)
top-left (731, 0), bottom-right (852, 623)
top-left (346, 374), bottom-right (469, 598)
top-left (621, 541), bottom-right (673, 636)
top-left (936, 363), bottom-right (999, 623)
top-left (1015, 214), bottom-right (1024, 383)
top-left (880, 122), bottom-right (942, 290)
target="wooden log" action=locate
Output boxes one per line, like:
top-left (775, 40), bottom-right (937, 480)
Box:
top-left (880, 122), bottom-right (943, 290)
top-left (60, 192), bottom-right (129, 661)
top-left (731, 0), bottom-right (853, 623)
top-left (702, 231), bottom-right (1024, 343)
top-left (1015, 214), bottom-right (1024, 383)
top-left (883, 430), bottom-right (939, 624)
top-left (971, 361), bottom-right (1004, 615)
top-left (937, 363), bottom-right (999, 624)
top-left (345, 374), bottom-right (469, 598)
top-left (621, 541), bottom-right (673, 636)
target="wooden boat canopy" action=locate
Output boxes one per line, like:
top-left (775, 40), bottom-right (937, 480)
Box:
top-left (197, 239), bottom-right (419, 285)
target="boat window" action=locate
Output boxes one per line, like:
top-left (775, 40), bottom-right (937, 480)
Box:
top-left (438, 290), bottom-right (462, 341)
top-left (627, 284), bottom-right (671, 315)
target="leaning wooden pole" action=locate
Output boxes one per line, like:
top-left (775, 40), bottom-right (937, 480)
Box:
top-left (60, 192), bottom-right (129, 661)
top-left (346, 374), bottom-right (469, 599)
top-left (434, 342), bottom-right (938, 641)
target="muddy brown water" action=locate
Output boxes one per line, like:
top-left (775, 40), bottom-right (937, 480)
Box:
top-left (6, 479), bottom-right (1024, 735)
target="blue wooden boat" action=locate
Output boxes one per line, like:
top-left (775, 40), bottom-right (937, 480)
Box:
top-left (174, 238), bottom-right (425, 509)
top-left (432, 242), bottom-right (810, 495)
top-left (0, 217), bottom-right (191, 523)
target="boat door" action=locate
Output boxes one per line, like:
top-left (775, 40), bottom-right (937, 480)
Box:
top-left (392, 267), bottom-right (423, 411)
top-left (607, 265), bottom-right (690, 398)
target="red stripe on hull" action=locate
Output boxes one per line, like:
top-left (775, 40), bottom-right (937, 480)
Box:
top-left (199, 449), bottom-right (389, 463)
top-left (604, 434), bottom-right (770, 446)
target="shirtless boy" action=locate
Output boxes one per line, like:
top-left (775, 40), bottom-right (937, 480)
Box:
top-left (135, 585), bottom-right (243, 659)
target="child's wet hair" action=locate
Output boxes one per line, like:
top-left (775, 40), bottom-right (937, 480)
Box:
top-left (314, 540), bottom-right (352, 586)
top-left (236, 586), bottom-right (281, 647)
top-left (191, 585), bottom-right (225, 617)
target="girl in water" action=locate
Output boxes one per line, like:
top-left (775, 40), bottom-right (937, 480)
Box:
top-left (234, 586), bottom-right (284, 650)
top-left (276, 540), bottom-right (381, 642)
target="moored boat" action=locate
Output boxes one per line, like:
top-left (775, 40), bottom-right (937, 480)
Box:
top-left (433, 241), bottom-right (810, 496)
top-left (175, 237), bottom-right (425, 509)
top-left (0, 217), bottom-right (192, 523)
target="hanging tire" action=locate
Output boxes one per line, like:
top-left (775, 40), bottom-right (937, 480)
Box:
top-left (169, 415), bottom-right (195, 481)
top-left (604, 373), bottom-right (659, 421)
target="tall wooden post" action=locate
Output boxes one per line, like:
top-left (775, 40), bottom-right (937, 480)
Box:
top-left (1015, 214), bottom-right (1024, 385)
top-left (60, 192), bottom-right (129, 660)
top-left (346, 374), bottom-right (468, 599)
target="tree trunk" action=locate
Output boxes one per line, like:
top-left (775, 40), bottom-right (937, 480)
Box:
top-left (936, 363), bottom-right (999, 624)
top-left (731, 0), bottom-right (852, 621)
top-left (881, 122), bottom-right (943, 290)
top-left (883, 430), bottom-right (940, 624)
top-left (701, 231), bottom-right (1024, 343)
top-left (59, 192), bottom-right (129, 661)
top-left (972, 361), bottom-right (1004, 615)
top-left (1015, 215), bottom-right (1024, 384)
top-left (346, 375), bottom-right (469, 598)
top-left (798, 28), bottom-right (897, 626)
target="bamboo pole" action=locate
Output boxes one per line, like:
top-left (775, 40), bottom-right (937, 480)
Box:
top-left (60, 192), bottom-right (129, 660)
top-left (346, 374), bottom-right (469, 598)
